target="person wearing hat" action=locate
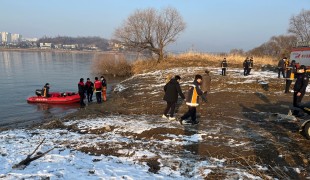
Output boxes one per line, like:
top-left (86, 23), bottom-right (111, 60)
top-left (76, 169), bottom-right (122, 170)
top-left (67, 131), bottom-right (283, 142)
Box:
top-left (162, 75), bottom-right (185, 120)
top-left (78, 78), bottom-right (86, 107)
top-left (179, 74), bottom-right (207, 125)
top-left (293, 65), bottom-right (309, 115)
top-left (85, 78), bottom-right (94, 102)
top-left (42, 83), bottom-right (50, 97)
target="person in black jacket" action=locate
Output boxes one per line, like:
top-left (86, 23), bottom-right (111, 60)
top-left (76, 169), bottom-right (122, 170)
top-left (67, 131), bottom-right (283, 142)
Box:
top-left (78, 78), bottom-right (86, 107)
top-left (162, 75), bottom-right (185, 120)
top-left (85, 78), bottom-right (94, 102)
top-left (221, 58), bottom-right (228, 76)
top-left (278, 57), bottom-right (287, 78)
top-left (293, 65), bottom-right (309, 116)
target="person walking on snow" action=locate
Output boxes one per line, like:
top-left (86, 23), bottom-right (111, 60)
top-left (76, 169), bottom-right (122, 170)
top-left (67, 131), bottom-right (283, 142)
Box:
top-left (221, 58), bottom-right (228, 76)
top-left (162, 75), bottom-right (185, 120)
top-left (179, 74), bottom-right (207, 125)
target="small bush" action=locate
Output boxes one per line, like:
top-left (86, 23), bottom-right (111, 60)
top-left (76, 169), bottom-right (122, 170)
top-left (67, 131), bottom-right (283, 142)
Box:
top-left (92, 53), bottom-right (132, 77)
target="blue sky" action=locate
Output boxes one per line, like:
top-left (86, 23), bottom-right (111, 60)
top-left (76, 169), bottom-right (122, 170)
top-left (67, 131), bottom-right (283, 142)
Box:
top-left (1, 0), bottom-right (309, 52)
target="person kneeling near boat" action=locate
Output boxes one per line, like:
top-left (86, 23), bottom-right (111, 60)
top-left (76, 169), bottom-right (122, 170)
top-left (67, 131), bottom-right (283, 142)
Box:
top-left (42, 83), bottom-right (51, 97)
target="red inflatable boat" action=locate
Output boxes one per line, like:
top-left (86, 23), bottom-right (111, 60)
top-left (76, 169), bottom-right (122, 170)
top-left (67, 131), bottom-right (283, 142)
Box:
top-left (27, 92), bottom-right (80, 104)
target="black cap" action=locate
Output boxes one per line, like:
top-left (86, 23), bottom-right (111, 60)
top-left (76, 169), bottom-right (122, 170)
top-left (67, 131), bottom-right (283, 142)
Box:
top-left (45, 83), bottom-right (49, 86)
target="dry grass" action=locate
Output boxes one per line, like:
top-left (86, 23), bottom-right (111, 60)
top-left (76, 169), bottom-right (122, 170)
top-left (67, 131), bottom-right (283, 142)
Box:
top-left (92, 53), bottom-right (132, 77)
top-left (132, 51), bottom-right (278, 74)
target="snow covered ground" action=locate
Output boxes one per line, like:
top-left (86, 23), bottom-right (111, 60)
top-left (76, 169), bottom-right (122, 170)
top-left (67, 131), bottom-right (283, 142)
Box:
top-left (0, 67), bottom-right (307, 179)
top-left (0, 115), bottom-right (265, 179)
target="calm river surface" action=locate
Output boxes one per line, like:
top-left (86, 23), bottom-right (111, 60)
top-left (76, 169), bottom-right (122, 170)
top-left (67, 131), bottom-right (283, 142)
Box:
top-left (0, 51), bottom-right (104, 128)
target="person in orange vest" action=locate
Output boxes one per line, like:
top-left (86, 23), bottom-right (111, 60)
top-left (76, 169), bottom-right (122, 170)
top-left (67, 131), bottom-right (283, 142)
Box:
top-left (94, 77), bottom-right (102, 103)
top-left (101, 76), bottom-right (107, 102)
top-left (179, 74), bottom-right (207, 125)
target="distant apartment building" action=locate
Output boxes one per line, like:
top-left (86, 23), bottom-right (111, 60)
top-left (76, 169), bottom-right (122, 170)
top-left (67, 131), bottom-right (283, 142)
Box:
top-left (1, 32), bottom-right (12, 44)
top-left (11, 33), bottom-right (22, 43)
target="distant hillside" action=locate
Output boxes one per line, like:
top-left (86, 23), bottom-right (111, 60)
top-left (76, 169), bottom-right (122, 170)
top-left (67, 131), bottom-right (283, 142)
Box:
top-left (37, 36), bottom-right (109, 50)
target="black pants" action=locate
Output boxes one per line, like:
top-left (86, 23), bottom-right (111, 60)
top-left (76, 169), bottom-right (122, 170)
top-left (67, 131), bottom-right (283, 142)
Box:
top-left (79, 92), bottom-right (85, 107)
top-left (285, 80), bottom-right (292, 93)
top-left (278, 68), bottom-right (285, 78)
top-left (293, 91), bottom-right (305, 115)
top-left (222, 68), bottom-right (226, 76)
top-left (87, 91), bottom-right (93, 102)
top-left (96, 91), bottom-right (102, 103)
top-left (248, 68), bottom-right (252, 75)
top-left (181, 106), bottom-right (197, 122)
top-left (244, 68), bottom-right (248, 76)
top-left (164, 101), bottom-right (176, 117)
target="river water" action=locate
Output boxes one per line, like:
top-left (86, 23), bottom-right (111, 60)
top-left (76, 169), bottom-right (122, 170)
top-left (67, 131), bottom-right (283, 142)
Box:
top-left (0, 50), bottom-right (112, 128)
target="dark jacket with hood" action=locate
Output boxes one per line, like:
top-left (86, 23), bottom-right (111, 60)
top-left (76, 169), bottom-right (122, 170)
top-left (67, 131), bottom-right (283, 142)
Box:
top-left (163, 78), bottom-right (185, 103)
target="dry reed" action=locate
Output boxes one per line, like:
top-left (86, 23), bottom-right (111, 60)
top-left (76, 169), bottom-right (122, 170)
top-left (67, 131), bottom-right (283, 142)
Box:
top-left (132, 51), bottom-right (278, 74)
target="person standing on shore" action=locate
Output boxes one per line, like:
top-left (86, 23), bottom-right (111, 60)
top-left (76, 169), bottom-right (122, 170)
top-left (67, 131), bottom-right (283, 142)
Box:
top-left (162, 75), bottom-right (185, 120)
top-left (285, 60), bottom-right (297, 93)
top-left (248, 57), bottom-right (254, 75)
top-left (101, 76), bottom-right (107, 102)
top-left (94, 77), bottom-right (102, 103)
top-left (243, 57), bottom-right (250, 76)
top-left (85, 78), bottom-right (94, 102)
top-left (179, 74), bottom-right (207, 125)
top-left (293, 65), bottom-right (309, 115)
top-left (278, 57), bottom-right (286, 78)
top-left (78, 78), bottom-right (86, 108)
top-left (221, 58), bottom-right (228, 76)
top-left (201, 69), bottom-right (211, 99)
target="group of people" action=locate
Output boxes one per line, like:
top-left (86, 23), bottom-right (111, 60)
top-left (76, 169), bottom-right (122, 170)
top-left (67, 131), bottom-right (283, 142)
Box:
top-left (243, 57), bottom-right (254, 76)
top-left (220, 57), bottom-right (254, 76)
top-left (162, 70), bottom-right (211, 125)
top-left (78, 76), bottom-right (107, 107)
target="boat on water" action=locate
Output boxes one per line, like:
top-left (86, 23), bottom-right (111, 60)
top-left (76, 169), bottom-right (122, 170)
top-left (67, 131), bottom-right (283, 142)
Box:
top-left (27, 91), bottom-right (80, 104)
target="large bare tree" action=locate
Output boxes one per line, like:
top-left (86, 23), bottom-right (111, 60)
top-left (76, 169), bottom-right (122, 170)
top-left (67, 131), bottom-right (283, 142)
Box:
top-left (114, 7), bottom-right (186, 62)
top-left (288, 9), bottom-right (310, 42)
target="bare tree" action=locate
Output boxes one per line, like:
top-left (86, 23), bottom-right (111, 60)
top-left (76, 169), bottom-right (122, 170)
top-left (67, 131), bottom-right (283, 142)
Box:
top-left (114, 7), bottom-right (186, 63)
top-left (288, 9), bottom-right (310, 42)
top-left (248, 35), bottom-right (297, 58)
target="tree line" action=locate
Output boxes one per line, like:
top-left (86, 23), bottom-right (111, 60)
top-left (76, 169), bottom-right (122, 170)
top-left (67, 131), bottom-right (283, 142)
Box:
top-left (37, 36), bottom-right (110, 50)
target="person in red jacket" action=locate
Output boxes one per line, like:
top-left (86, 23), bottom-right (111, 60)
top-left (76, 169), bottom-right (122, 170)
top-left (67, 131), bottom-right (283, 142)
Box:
top-left (94, 77), bottom-right (102, 103)
top-left (78, 78), bottom-right (86, 108)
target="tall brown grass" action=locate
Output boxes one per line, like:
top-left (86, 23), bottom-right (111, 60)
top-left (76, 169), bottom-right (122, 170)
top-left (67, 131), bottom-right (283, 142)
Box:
top-left (132, 51), bottom-right (278, 74)
top-left (92, 53), bottom-right (132, 77)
